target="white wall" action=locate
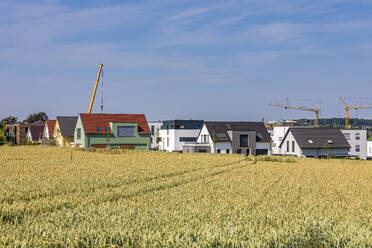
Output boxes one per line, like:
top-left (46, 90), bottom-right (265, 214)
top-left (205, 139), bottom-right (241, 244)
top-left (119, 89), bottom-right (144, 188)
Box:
top-left (148, 121), bottom-right (162, 149)
top-left (278, 131), bottom-right (302, 157)
top-left (367, 141), bottom-right (372, 159)
top-left (159, 128), bottom-right (201, 152)
top-left (271, 127), bottom-right (291, 154)
top-left (42, 123), bottom-right (49, 139)
top-left (341, 130), bottom-right (367, 160)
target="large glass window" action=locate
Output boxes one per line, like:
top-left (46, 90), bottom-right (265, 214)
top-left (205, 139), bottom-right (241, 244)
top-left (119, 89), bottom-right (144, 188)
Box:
top-left (77, 128), bottom-right (81, 139)
top-left (117, 126), bottom-right (135, 137)
top-left (240, 135), bottom-right (248, 147)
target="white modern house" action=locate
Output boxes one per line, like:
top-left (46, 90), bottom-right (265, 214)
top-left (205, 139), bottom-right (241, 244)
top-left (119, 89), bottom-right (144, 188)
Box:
top-left (183, 122), bottom-right (271, 155)
top-left (278, 128), bottom-right (350, 158)
top-left (341, 129), bottom-right (367, 160)
top-left (367, 141), bottom-right (372, 159)
top-left (158, 120), bottom-right (204, 152)
top-left (271, 126), bottom-right (310, 155)
top-left (148, 121), bottom-right (162, 149)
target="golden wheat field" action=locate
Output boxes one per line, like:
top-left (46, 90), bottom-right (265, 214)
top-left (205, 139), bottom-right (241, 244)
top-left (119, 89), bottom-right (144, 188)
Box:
top-left (0, 146), bottom-right (372, 247)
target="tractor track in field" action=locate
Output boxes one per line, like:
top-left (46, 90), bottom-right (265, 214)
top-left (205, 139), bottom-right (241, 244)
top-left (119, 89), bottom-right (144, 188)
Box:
top-left (1, 159), bottom-right (251, 225)
top-left (1, 159), bottom-right (245, 205)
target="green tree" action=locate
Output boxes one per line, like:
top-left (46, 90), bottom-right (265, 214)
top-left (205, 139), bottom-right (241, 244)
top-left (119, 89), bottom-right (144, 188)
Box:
top-left (23, 112), bottom-right (48, 123)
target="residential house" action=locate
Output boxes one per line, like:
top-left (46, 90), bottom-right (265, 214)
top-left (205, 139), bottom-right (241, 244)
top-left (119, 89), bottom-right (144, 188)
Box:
top-left (42, 120), bottom-right (56, 139)
top-left (26, 125), bottom-right (44, 143)
top-left (271, 126), bottom-right (310, 155)
top-left (367, 141), bottom-right (372, 159)
top-left (278, 128), bottom-right (350, 158)
top-left (158, 120), bottom-right (204, 152)
top-left (341, 129), bottom-right (367, 160)
top-left (148, 121), bottom-right (162, 149)
top-left (54, 116), bottom-right (78, 147)
top-left (5, 123), bottom-right (44, 145)
top-left (183, 122), bottom-right (271, 155)
top-left (74, 113), bottom-right (151, 149)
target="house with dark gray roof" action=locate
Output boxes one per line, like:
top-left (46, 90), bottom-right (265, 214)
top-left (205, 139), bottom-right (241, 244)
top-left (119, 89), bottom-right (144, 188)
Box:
top-left (183, 121), bottom-right (271, 155)
top-left (54, 116), bottom-right (78, 147)
top-left (278, 128), bottom-right (350, 158)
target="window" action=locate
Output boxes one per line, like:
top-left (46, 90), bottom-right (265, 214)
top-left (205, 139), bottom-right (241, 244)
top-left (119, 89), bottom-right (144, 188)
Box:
top-left (117, 126), bottom-right (135, 137)
top-left (217, 149), bottom-right (221, 154)
top-left (240, 135), bottom-right (249, 147)
top-left (167, 137), bottom-right (169, 147)
top-left (151, 126), bottom-right (155, 135)
top-left (226, 149), bottom-right (230, 154)
top-left (97, 127), bottom-right (101, 132)
top-left (205, 135), bottom-right (209, 143)
top-left (356, 133), bottom-right (360, 140)
top-left (292, 141), bottom-right (295, 152)
top-left (356, 145), bottom-right (360, 152)
top-left (287, 141), bottom-right (289, 152)
top-left (179, 137), bottom-right (197, 142)
top-left (328, 140), bottom-right (333, 144)
top-left (369, 147), bottom-right (372, 153)
top-left (308, 140), bottom-right (313, 144)
top-left (278, 137), bottom-right (282, 142)
top-left (344, 133), bottom-right (350, 140)
top-left (167, 125), bottom-right (169, 135)
top-left (77, 128), bottom-right (81, 139)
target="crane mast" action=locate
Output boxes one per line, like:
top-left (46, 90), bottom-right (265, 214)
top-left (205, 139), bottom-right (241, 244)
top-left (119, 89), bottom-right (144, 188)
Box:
top-left (338, 97), bottom-right (372, 129)
top-left (268, 100), bottom-right (321, 128)
top-left (88, 64), bottom-right (104, 114)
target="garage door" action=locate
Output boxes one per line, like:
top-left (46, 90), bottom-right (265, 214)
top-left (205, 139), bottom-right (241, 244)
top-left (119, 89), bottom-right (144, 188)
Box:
top-left (120, 144), bottom-right (135, 149)
top-left (256, 149), bottom-right (268, 155)
top-left (91, 144), bottom-right (106, 148)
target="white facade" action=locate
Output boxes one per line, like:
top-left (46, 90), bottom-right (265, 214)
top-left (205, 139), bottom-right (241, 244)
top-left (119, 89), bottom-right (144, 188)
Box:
top-left (148, 121), bottom-right (162, 149)
top-left (341, 130), bottom-right (367, 160)
top-left (271, 126), bottom-right (311, 155)
top-left (159, 128), bottom-right (201, 152)
top-left (280, 131), bottom-right (349, 158)
top-left (367, 141), bottom-right (372, 159)
top-left (42, 122), bottom-right (50, 139)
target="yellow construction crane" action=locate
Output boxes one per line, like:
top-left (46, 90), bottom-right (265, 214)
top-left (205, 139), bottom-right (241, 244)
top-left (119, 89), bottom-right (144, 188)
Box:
top-left (88, 64), bottom-right (104, 114)
top-left (338, 97), bottom-right (372, 129)
top-left (268, 100), bottom-right (321, 128)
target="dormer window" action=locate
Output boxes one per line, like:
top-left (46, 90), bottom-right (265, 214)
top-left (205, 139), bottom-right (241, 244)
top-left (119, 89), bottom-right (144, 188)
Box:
top-left (308, 139), bottom-right (313, 144)
top-left (105, 127), bottom-right (109, 133)
top-left (328, 140), bottom-right (333, 144)
top-left (97, 127), bottom-right (101, 132)
top-left (118, 126), bottom-right (135, 137)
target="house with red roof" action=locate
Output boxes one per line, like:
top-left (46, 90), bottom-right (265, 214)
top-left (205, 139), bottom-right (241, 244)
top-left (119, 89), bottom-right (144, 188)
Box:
top-left (42, 120), bottom-right (56, 139)
top-left (74, 113), bottom-right (151, 150)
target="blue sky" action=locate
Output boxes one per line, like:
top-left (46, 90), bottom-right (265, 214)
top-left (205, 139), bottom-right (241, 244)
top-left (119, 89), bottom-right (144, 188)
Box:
top-left (2, 0), bottom-right (372, 122)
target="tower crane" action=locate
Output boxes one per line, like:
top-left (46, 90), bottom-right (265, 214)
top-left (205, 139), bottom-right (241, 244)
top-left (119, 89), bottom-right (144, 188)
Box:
top-left (268, 99), bottom-right (321, 128)
top-left (88, 64), bottom-right (104, 114)
top-left (338, 97), bottom-right (372, 129)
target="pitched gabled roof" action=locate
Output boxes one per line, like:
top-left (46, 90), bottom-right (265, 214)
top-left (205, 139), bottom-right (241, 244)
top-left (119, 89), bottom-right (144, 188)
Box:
top-left (204, 121), bottom-right (271, 143)
top-left (79, 114), bottom-right (150, 135)
top-left (279, 128), bottom-right (351, 149)
top-left (56, 116), bottom-right (78, 137)
top-left (45, 120), bottom-right (56, 138)
top-left (29, 125), bottom-right (44, 141)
